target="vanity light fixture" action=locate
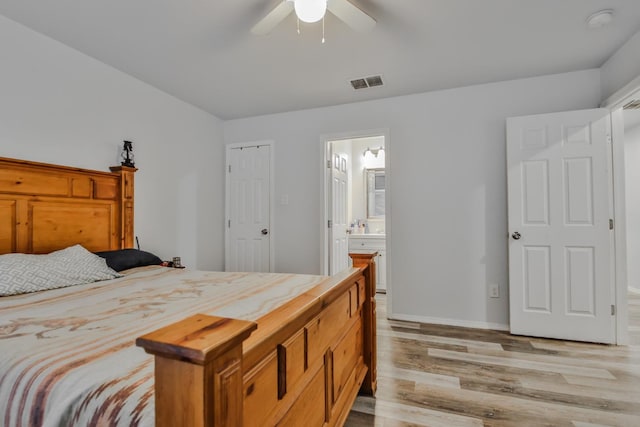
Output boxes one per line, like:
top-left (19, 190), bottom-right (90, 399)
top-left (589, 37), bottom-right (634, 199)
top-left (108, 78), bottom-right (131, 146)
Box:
top-left (363, 146), bottom-right (385, 158)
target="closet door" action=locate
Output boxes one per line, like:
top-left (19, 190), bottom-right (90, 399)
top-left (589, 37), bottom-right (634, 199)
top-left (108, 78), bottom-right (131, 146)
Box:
top-left (226, 144), bottom-right (271, 272)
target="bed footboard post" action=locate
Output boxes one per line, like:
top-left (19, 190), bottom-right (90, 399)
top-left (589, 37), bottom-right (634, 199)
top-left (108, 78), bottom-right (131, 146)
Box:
top-left (349, 252), bottom-right (378, 395)
top-left (136, 314), bottom-right (257, 427)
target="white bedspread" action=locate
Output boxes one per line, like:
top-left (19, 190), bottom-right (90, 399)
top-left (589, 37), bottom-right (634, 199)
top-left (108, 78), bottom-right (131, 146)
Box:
top-left (0, 266), bottom-right (327, 427)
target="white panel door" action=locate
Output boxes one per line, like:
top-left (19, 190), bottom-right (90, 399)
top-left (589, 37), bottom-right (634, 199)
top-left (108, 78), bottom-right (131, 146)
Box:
top-left (227, 145), bottom-right (270, 272)
top-left (330, 150), bottom-right (349, 275)
top-left (507, 109), bottom-right (615, 344)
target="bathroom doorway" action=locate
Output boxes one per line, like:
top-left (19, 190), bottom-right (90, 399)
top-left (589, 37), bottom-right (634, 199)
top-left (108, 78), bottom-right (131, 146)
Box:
top-left (321, 131), bottom-right (389, 294)
top-left (624, 106), bottom-right (640, 344)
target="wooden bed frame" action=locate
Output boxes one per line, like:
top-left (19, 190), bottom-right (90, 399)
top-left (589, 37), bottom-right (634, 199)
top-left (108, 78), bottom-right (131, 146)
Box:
top-left (0, 157), bottom-right (136, 254)
top-left (0, 157), bottom-right (377, 427)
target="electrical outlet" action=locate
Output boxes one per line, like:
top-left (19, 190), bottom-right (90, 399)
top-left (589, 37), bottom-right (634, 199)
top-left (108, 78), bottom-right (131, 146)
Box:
top-left (489, 284), bottom-right (500, 298)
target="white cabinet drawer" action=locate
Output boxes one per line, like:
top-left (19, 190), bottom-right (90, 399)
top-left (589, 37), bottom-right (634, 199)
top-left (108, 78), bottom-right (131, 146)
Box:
top-left (348, 237), bottom-right (385, 251)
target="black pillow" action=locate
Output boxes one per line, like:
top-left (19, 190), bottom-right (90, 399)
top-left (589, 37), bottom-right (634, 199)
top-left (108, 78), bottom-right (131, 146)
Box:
top-left (95, 249), bottom-right (162, 272)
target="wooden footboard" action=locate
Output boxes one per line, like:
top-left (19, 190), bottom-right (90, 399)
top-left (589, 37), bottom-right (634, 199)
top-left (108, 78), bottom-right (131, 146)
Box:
top-left (137, 254), bottom-right (377, 427)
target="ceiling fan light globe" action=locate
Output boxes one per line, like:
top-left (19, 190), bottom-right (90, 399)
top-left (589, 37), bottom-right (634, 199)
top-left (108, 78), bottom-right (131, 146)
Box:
top-left (294, 0), bottom-right (327, 23)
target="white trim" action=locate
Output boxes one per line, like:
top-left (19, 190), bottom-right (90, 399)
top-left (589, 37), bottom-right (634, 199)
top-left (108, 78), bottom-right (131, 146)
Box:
top-left (610, 109), bottom-right (629, 345)
top-left (599, 77), bottom-right (640, 345)
top-left (389, 313), bottom-right (510, 332)
top-left (224, 140), bottom-right (276, 273)
top-left (320, 128), bottom-right (392, 315)
top-left (600, 74), bottom-right (640, 110)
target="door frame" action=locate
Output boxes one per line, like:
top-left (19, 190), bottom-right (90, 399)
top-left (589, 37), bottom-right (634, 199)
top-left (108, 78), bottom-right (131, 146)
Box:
top-left (224, 140), bottom-right (276, 272)
top-left (320, 128), bottom-right (391, 307)
top-left (601, 77), bottom-right (640, 345)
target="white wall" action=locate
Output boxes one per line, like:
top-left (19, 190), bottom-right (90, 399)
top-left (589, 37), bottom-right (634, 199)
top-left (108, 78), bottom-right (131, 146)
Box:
top-left (625, 111), bottom-right (640, 292)
top-left (0, 15), bottom-right (225, 269)
top-left (601, 30), bottom-right (640, 102)
top-left (224, 69), bottom-right (602, 329)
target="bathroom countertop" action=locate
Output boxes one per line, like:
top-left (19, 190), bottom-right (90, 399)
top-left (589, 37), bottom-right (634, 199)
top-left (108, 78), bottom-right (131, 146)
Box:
top-left (350, 233), bottom-right (385, 238)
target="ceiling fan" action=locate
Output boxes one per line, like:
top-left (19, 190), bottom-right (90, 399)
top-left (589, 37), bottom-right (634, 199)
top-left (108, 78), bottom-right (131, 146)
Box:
top-left (251, 0), bottom-right (376, 36)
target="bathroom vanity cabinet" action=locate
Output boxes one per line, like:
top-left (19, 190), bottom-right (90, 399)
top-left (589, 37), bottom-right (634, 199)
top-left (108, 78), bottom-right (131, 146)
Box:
top-left (349, 235), bottom-right (386, 293)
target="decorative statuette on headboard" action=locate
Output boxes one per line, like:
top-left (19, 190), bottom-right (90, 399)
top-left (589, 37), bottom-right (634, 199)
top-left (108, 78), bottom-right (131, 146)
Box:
top-left (121, 140), bottom-right (135, 168)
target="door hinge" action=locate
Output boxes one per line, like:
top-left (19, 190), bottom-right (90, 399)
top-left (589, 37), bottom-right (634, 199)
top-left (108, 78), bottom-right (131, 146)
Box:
top-left (327, 160), bottom-right (331, 169)
top-left (611, 304), bottom-right (616, 316)
top-left (228, 165), bottom-right (231, 173)
top-left (228, 219), bottom-right (231, 228)
top-left (609, 219), bottom-right (614, 230)
top-left (328, 219), bottom-right (332, 228)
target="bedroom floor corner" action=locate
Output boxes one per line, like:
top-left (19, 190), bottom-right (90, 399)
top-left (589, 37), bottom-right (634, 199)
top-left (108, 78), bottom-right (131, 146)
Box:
top-left (629, 291), bottom-right (640, 346)
top-left (345, 295), bottom-right (640, 426)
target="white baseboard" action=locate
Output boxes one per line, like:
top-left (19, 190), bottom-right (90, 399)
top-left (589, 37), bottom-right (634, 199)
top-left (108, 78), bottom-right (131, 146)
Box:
top-left (388, 312), bottom-right (510, 332)
top-left (629, 287), bottom-right (640, 295)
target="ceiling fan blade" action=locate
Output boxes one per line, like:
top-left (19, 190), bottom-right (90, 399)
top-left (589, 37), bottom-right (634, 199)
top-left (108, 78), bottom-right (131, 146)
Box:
top-left (251, 1), bottom-right (295, 35)
top-left (327, 0), bottom-right (376, 32)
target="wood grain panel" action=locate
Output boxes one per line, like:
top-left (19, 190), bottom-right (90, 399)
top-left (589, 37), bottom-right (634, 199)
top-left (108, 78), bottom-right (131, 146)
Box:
top-left (332, 321), bottom-right (362, 403)
top-left (350, 252), bottom-right (377, 395)
top-left (93, 178), bottom-right (118, 200)
top-left (277, 328), bottom-right (306, 399)
top-left (136, 314), bottom-right (257, 364)
top-left (214, 357), bottom-right (243, 427)
top-left (71, 177), bottom-right (92, 198)
top-left (123, 201), bottom-right (134, 248)
top-left (306, 291), bottom-right (351, 364)
top-left (358, 278), bottom-right (365, 309)
top-left (243, 352), bottom-right (278, 427)
top-left (350, 284), bottom-right (359, 317)
top-left (29, 201), bottom-right (116, 253)
top-left (123, 172), bottom-right (134, 199)
top-left (154, 357), bottom-right (205, 427)
top-left (278, 364), bottom-right (326, 427)
top-left (0, 167), bottom-right (68, 196)
top-left (0, 199), bottom-right (17, 253)
top-left (0, 157), bottom-right (137, 253)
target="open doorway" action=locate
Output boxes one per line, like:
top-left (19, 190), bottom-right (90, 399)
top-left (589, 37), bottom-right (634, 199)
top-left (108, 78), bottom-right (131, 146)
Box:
top-left (623, 105), bottom-right (640, 344)
top-left (322, 132), bottom-right (389, 294)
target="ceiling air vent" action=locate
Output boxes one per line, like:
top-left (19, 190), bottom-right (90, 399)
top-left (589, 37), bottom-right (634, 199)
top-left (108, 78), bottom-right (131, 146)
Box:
top-left (350, 79), bottom-right (368, 90)
top-left (366, 75), bottom-right (383, 87)
top-left (623, 99), bottom-right (640, 110)
top-left (350, 75), bottom-right (384, 90)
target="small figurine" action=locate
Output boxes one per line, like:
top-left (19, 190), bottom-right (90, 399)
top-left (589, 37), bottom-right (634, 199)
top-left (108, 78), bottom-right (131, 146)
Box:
top-left (121, 140), bottom-right (135, 168)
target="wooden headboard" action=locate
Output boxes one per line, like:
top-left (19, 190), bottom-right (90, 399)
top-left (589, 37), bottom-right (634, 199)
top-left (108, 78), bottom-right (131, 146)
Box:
top-left (0, 157), bottom-right (136, 255)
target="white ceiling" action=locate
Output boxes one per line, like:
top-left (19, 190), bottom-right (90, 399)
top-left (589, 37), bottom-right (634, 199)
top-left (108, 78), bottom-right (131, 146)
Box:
top-left (1, 0), bottom-right (639, 119)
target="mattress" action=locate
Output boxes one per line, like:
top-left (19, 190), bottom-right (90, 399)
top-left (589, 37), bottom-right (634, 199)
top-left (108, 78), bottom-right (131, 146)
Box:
top-left (0, 266), bottom-right (327, 427)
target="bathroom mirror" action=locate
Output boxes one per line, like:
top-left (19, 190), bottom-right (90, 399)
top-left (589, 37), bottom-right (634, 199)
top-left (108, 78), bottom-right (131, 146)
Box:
top-left (366, 168), bottom-right (385, 218)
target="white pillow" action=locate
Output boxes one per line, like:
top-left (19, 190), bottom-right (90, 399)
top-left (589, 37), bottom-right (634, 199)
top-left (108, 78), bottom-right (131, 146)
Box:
top-left (0, 245), bottom-right (122, 297)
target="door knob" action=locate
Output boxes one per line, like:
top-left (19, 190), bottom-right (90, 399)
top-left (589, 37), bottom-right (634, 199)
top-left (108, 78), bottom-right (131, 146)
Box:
top-left (261, 228), bottom-right (269, 235)
top-left (512, 232), bottom-right (521, 240)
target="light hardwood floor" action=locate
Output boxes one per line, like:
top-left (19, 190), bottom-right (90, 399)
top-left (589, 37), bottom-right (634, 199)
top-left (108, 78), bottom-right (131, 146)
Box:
top-left (345, 293), bottom-right (640, 427)
top-left (630, 291), bottom-right (640, 346)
